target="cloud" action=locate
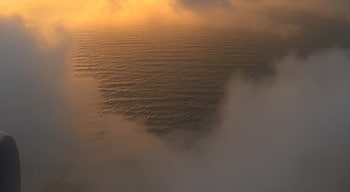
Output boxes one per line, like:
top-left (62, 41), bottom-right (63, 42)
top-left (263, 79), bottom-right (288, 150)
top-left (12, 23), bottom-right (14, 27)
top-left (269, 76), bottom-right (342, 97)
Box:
top-left (65, 48), bottom-right (350, 192)
top-left (0, 15), bottom-right (73, 191)
top-left (196, 48), bottom-right (350, 192)
top-left (1, 0), bottom-right (349, 39)
top-left (0, 15), bottom-right (174, 192)
top-left (1, 11), bottom-right (350, 192)
top-left (171, 0), bottom-right (350, 36)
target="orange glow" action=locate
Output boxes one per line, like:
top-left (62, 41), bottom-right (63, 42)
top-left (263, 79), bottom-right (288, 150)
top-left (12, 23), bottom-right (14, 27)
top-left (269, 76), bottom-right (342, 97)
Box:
top-left (0, 0), bottom-right (197, 30)
top-left (1, 0), bottom-right (348, 38)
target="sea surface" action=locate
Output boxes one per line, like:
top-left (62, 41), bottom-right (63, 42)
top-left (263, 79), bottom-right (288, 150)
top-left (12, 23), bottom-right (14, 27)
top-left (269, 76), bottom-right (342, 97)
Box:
top-left (72, 22), bottom-right (350, 134)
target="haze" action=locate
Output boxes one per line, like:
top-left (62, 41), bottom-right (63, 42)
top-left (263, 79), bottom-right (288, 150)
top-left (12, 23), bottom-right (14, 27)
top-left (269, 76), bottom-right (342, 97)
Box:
top-left (0, 0), bottom-right (350, 192)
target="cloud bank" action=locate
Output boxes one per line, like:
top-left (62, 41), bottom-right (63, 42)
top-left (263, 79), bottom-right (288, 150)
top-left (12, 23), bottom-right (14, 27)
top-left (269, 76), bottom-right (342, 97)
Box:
top-left (2, 0), bottom-right (350, 34)
top-left (200, 49), bottom-right (350, 192)
top-left (1, 15), bottom-right (350, 192)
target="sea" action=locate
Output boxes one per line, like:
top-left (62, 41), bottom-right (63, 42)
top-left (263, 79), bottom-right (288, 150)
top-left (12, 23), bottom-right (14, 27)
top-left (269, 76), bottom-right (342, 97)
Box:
top-left (72, 17), bottom-right (350, 135)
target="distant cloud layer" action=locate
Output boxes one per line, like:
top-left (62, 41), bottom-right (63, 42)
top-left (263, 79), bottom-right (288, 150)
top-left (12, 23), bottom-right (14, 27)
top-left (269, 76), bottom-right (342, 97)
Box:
top-left (3, 0), bottom-right (350, 29)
